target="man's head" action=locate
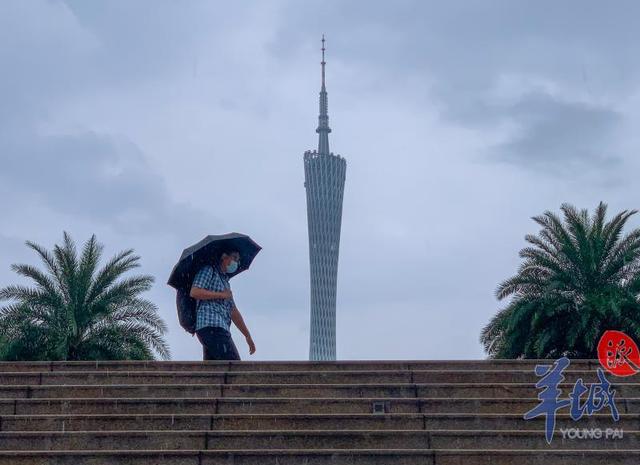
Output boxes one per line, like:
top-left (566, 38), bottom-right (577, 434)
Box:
top-left (219, 250), bottom-right (241, 274)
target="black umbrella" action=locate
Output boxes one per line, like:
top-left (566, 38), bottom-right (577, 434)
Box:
top-left (167, 232), bottom-right (262, 290)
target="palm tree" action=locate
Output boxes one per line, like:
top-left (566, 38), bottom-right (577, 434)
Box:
top-left (0, 232), bottom-right (170, 361)
top-left (481, 201), bottom-right (640, 359)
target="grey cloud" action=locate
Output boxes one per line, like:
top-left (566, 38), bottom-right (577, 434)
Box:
top-left (274, 0), bottom-right (640, 93)
top-left (0, 126), bottom-right (221, 237)
top-left (0, 0), bottom-right (243, 116)
top-left (62, 0), bottom-right (212, 83)
top-left (271, 0), bottom-right (638, 173)
top-left (486, 92), bottom-right (623, 172)
top-left (0, 0), bottom-right (225, 238)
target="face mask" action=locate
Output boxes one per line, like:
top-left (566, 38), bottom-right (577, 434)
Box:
top-left (226, 260), bottom-right (238, 274)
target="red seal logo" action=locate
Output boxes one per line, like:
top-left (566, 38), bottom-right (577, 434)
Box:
top-left (597, 330), bottom-right (640, 377)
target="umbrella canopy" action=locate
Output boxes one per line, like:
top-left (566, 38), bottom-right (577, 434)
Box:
top-left (167, 232), bottom-right (262, 290)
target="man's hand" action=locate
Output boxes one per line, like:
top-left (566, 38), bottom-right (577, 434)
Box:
top-left (219, 289), bottom-right (233, 300)
top-left (246, 335), bottom-right (256, 354)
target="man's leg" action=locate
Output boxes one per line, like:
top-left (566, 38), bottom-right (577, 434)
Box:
top-left (225, 335), bottom-right (241, 360)
top-left (214, 328), bottom-right (240, 361)
top-left (196, 327), bottom-right (225, 360)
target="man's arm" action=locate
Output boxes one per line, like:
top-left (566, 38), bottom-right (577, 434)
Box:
top-left (190, 287), bottom-right (229, 300)
top-left (230, 305), bottom-right (251, 338)
top-left (231, 305), bottom-right (256, 354)
top-left (190, 265), bottom-right (229, 300)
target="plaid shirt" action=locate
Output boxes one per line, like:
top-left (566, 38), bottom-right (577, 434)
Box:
top-left (192, 263), bottom-right (235, 331)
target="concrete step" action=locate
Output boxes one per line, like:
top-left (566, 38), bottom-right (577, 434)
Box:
top-left (0, 449), bottom-right (637, 465)
top-left (0, 359), bottom-right (600, 372)
top-left (0, 429), bottom-right (634, 451)
top-left (0, 396), bottom-right (632, 415)
top-left (1, 382), bottom-right (635, 399)
top-left (0, 359), bottom-right (633, 462)
top-left (0, 412), bottom-right (631, 432)
top-left (0, 369), bottom-right (633, 385)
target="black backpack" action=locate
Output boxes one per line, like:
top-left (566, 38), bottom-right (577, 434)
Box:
top-left (176, 287), bottom-right (197, 335)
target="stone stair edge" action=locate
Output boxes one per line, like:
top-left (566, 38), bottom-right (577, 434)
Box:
top-left (0, 429), bottom-right (634, 435)
top-left (0, 359), bottom-right (604, 364)
top-left (0, 368), bottom-right (616, 377)
top-left (0, 359), bottom-right (600, 373)
top-left (0, 448), bottom-right (637, 455)
top-left (0, 412), bottom-right (630, 418)
top-left (1, 381), bottom-right (626, 388)
top-left (2, 395), bottom-right (617, 401)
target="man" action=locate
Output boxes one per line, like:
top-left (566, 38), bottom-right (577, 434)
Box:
top-left (190, 249), bottom-right (256, 360)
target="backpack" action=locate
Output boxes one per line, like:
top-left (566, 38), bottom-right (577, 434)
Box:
top-left (176, 287), bottom-right (197, 335)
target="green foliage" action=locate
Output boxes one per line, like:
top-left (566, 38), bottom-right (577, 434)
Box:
top-left (481, 202), bottom-right (640, 359)
top-left (0, 232), bottom-right (170, 361)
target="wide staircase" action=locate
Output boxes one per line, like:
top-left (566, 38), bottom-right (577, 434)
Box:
top-left (0, 359), bottom-right (637, 464)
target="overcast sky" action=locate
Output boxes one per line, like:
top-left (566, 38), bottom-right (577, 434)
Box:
top-left (1, 0), bottom-right (639, 361)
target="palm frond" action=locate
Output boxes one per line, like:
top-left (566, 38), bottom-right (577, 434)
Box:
top-left (85, 249), bottom-right (140, 304)
top-left (483, 203), bottom-right (640, 359)
top-left (0, 232), bottom-right (169, 362)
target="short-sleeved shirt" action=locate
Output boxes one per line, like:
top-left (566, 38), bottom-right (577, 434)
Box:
top-left (191, 263), bottom-right (235, 331)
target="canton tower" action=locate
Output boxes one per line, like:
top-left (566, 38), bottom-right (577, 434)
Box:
top-left (304, 35), bottom-right (347, 361)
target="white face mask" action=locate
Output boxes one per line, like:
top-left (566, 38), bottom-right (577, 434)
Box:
top-left (226, 260), bottom-right (238, 274)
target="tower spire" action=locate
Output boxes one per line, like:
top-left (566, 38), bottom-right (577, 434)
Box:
top-left (316, 34), bottom-right (331, 154)
top-left (321, 34), bottom-right (326, 87)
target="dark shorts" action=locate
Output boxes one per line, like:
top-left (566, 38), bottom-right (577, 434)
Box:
top-left (195, 326), bottom-right (240, 361)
